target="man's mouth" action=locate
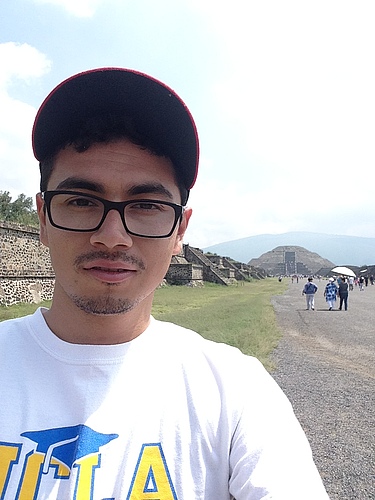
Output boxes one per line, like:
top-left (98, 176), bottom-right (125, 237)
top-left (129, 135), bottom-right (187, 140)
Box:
top-left (81, 260), bottom-right (138, 283)
top-left (75, 251), bottom-right (145, 271)
top-left (83, 267), bottom-right (136, 284)
top-left (90, 266), bottom-right (128, 273)
top-left (74, 251), bottom-right (145, 283)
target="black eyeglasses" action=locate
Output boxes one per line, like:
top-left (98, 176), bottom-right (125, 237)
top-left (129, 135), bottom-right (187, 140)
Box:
top-left (42, 190), bottom-right (184, 238)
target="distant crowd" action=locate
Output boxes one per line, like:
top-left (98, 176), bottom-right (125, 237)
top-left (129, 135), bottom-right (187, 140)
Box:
top-left (278, 273), bottom-right (374, 311)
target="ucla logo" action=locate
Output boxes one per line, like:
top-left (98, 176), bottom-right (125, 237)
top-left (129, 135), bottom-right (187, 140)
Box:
top-left (0, 426), bottom-right (177, 499)
top-left (127, 443), bottom-right (177, 500)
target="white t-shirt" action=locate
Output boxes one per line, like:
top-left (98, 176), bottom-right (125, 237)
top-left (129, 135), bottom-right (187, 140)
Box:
top-left (0, 308), bottom-right (328, 499)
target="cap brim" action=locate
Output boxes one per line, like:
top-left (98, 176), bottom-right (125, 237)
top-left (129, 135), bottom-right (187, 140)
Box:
top-left (32, 68), bottom-right (199, 191)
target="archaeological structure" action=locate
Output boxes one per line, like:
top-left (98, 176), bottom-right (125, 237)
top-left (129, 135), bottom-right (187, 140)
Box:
top-left (0, 221), bottom-right (265, 306)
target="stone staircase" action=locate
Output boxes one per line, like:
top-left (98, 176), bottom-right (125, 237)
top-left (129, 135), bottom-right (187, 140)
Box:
top-left (221, 257), bottom-right (249, 280)
top-left (184, 245), bottom-right (232, 286)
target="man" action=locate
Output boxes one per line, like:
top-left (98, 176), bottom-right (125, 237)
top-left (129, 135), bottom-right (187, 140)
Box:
top-left (348, 275), bottom-right (354, 291)
top-left (0, 68), bottom-right (329, 499)
top-left (302, 276), bottom-right (318, 310)
top-left (338, 277), bottom-right (349, 311)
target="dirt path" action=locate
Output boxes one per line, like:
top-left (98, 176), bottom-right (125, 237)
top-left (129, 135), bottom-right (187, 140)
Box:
top-left (271, 279), bottom-right (375, 499)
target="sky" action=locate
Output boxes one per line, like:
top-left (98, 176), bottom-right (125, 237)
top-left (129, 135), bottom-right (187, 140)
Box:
top-left (1, 0), bottom-right (375, 248)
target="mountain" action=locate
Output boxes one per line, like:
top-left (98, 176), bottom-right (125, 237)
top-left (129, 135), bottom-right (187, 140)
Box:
top-left (203, 232), bottom-right (375, 266)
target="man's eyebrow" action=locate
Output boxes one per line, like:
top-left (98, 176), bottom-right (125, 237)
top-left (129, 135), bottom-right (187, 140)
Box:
top-left (54, 179), bottom-right (174, 200)
top-left (55, 177), bottom-right (105, 193)
top-left (127, 183), bottom-right (174, 200)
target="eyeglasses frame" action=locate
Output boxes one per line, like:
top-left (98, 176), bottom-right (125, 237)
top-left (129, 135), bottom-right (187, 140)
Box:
top-left (42, 190), bottom-right (185, 238)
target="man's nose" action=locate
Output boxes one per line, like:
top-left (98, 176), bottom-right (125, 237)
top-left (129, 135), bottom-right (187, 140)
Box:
top-left (89, 208), bottom-right (133, 249)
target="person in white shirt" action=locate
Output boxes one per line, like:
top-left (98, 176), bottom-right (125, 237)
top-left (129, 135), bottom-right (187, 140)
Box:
top-left (0, 68), bottom-right (329, 499)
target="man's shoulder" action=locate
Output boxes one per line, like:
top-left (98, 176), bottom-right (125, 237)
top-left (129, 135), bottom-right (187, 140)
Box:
top-left (0, 313), bottom-right (31, 333)
top-left (152, 318), bottom-right (232, 352)
top-left (151, 318), bottom-right (266, 374)
top-left (0, 312), bottom-right (42, 371)
top-left (0, 309), bottom-right (42, 345)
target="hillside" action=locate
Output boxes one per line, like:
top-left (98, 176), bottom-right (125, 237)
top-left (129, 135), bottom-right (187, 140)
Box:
top-left (203, 232), bottom-right (375, 266)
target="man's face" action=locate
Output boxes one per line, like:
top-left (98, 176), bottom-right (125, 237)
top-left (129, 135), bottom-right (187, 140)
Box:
top-left (37, 140), bottom-right (191, 317)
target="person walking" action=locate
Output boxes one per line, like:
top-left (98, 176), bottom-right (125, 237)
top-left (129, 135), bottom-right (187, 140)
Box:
top-left (324, 277), bottom-right (338, 311)
top-left (302, 276), bottom-right (318, 310)
top-left (338, 277), bottom-right (349, 311)
top-left (348, 276), bottom-right (354, 291)
top-left (359, 275), bottom-right (365, 291)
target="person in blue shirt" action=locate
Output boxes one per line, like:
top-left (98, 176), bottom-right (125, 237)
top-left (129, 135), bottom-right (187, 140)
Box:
top-left (302, 277), bottom-right (318, 310)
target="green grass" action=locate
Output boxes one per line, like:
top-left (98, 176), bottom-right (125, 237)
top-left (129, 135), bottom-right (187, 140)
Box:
top-left (0, 300), bottom-right (52, 321)
top-left (0, 279), bottom-right (287, 370)
top-left (152, 279), bottom-right (287, 370)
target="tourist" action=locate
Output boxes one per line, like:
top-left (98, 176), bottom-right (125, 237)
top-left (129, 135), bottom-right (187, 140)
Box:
top-left (302, 276), bottom-right (318, 310)
top-left (348, 276), bottom-right (354, 291)
top-left (338, 277), bottom-right (349, 311)
top-left (359, 275), bottom-right (365, 291)
top-left (0, 68), bottom-right (329, 498)
top-left (324, 277), bottom-right (338, 311)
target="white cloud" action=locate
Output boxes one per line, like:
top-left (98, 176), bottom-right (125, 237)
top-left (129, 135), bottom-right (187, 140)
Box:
top-left (0, 42), bottom-right (51, 200)
top-left (0, 42), bottom-right (51, 87)
top-left (33, 0), bottom-right (102, 17)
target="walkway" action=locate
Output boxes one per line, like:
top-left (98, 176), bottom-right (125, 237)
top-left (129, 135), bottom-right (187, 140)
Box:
top-left (271, 279), bottom-right (374, 499)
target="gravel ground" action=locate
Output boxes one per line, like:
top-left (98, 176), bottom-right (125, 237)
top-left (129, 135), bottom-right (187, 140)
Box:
top-left (271, 279), bottom-right (374, 500)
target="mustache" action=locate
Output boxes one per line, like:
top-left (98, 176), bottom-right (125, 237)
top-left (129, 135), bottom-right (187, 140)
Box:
top-left (74, 250), bottom-right (146, 270)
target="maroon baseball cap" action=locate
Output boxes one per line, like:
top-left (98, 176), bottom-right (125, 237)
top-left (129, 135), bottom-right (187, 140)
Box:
top-left (32, 68), bottom-right (199, 193)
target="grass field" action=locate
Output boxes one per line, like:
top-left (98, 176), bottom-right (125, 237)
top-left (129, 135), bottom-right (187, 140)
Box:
top-left (152, 279), bottom-right (287, 370)
top-left (0, 278), bottom-right (287, 370)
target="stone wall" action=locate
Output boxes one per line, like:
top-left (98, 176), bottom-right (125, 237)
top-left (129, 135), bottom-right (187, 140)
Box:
top-left (0, 277), bottom-right (55, 306)
top-left (164, 263), bottom-right (203, 286)
top-left (0, 222), bottom-right (259, 306)
top-left (0, 222), bottom-right (54, 306)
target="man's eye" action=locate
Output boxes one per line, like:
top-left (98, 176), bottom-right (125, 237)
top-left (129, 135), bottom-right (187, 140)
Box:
top-left (66, 197), bottom-right (97, 207)
top-left (131, 202), bottom-right (163, 210)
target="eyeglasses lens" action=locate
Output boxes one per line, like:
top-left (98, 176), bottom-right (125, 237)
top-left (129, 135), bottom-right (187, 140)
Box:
top-left (48, 193), bottom-right (179, 237)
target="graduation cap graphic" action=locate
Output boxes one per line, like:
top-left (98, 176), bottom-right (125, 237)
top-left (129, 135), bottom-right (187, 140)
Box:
top-left (21, 425), bottom-right (118, 473)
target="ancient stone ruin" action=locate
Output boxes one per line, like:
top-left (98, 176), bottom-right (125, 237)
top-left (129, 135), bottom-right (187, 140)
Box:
top-left (0, 222), bottom-right (54, 306)
top-left (248, 245), bottom-right (335, 276)
top-left (166, 245), bottom-right (266, 286)
top-left (0, 222), bottom-right (264, 306)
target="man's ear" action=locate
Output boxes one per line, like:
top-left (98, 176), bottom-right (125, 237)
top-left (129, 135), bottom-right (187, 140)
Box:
top-left (36, 193), bottom-right (49, 248)
top-left (172, 207), bottom-right (192, 256)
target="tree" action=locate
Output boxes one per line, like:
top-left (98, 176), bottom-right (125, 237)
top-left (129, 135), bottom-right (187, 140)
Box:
top-left (0, 192), bottom-right (12, 221)
top-left (0, 191), bottom-right (39, 227)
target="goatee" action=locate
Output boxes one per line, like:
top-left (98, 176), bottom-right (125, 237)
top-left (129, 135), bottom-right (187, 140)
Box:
top-left (71, 294), bottom-right (138, 315)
